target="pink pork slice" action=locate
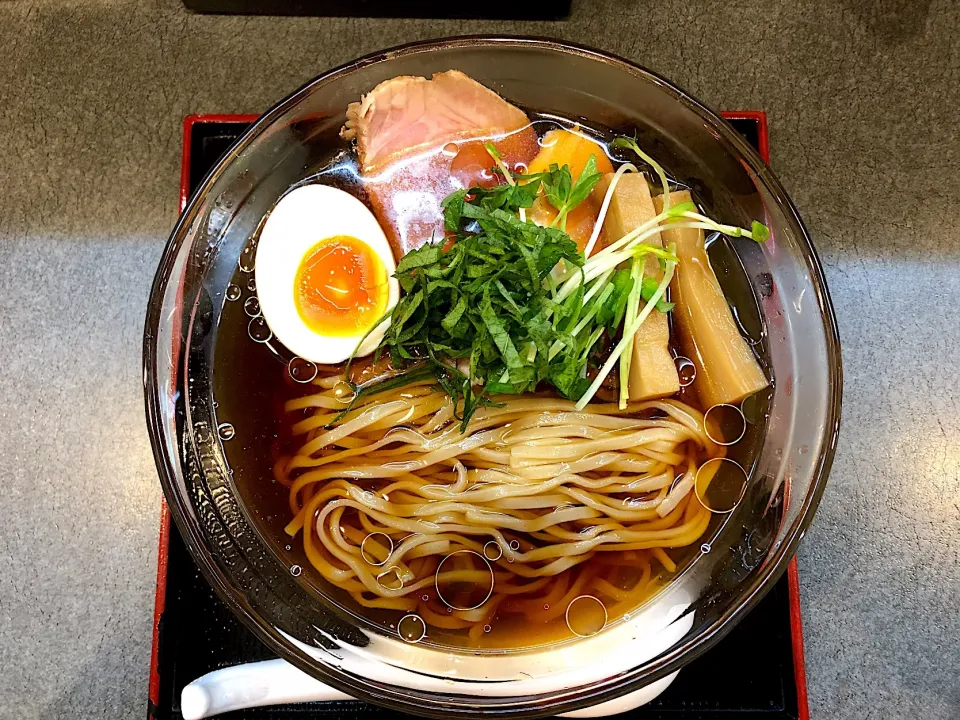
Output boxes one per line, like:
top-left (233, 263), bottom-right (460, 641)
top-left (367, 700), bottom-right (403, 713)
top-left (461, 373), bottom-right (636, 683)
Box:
top-left (342, 70), bottom-right (531, 175)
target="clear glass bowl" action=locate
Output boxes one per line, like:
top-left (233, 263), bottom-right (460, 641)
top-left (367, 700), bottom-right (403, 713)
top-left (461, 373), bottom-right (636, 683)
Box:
top-left (143, 37), bottom-right (842, 718)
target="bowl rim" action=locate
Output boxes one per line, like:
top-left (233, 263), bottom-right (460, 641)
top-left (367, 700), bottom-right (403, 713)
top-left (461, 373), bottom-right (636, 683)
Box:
top-left (143, 34), bottom-right (843, 718)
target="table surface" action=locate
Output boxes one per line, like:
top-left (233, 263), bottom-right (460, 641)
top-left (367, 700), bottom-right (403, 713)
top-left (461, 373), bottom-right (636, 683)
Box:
top-left (0, 1), bottom-right (957, 719)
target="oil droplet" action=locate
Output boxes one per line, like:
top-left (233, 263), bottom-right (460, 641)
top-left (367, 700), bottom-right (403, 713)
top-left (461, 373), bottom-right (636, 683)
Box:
top-left (483, 624), bottom-right (492, 633)
top-left (441, 142), bottom-right (459, 158)
top-left (288, 357), bottom-right (318, 384)
top-left (482, 541), bottom-right (503, 561)
top-left (290, 564), bottom-right (303, 577)
top-left (675, 356), bottom-right (696, 387)
top-left (514, 162), bottom-right (528, 175)
top-left (238, 245), bottom-right (256, 272)
top-left (509, 540), bottom-right (520, 551)
top-left (225, 284), bottom-right (242, 301)
top-left (703, 404), bottom-right (746, 446)
top-left (695, 457), bottom-right (748, 514)
top-left (565, 595), bottom-right (607, 637)
top-left (217, 423), bottom-right (235, 441)
top-left (243, 296), bottom-right (261, 317)
top-left (248, 317), bottom-right (272, 343)
top-left (360, 532), bottom-right (393, 566)
top-left (398, 614), bottom-right (426, 643)
top-left (435, 550), bottom-right (494, 611)
top-left (333, 380), bottom-right (357, 405)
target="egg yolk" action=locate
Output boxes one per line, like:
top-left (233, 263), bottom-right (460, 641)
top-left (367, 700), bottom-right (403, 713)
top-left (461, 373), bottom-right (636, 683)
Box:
top-left (294, 235), bottom-right (388, 336)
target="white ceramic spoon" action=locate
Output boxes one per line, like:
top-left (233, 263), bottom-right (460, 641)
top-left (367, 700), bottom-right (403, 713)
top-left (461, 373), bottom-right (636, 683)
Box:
top-left (181, 658), bottom-right (679, 720)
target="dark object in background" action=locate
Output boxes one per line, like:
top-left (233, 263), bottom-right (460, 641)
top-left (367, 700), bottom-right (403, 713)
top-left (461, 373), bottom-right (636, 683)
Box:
top-left (180, 0), bottom-right (572, 19)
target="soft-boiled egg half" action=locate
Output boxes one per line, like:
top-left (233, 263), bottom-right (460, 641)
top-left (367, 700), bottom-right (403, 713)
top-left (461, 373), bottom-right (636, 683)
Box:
top-left (255, 184), bottom-right (399, 364)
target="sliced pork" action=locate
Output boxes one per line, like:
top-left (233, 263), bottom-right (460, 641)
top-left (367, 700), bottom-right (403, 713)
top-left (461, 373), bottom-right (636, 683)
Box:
top-left (342, 70), bottom-right (532, 174)
top-left (342, 70), bottom-right (538, 256)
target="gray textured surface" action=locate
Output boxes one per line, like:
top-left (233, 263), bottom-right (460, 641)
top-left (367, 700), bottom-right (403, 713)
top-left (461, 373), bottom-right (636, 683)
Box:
top-left (0, 0), bottom-right (958, 718)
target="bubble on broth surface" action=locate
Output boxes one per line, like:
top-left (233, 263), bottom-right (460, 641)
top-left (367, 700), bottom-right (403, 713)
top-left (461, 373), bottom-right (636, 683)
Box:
top-left (246, 276), bottom-right (257, 292)
top-left (217, 423), bottom-right (235, 441)
top-left (290, 564), bottom-right (303, 577)
top-left (238, 244), bottom-right (256, 272)
top-left (674, 356), bottom-right (696, 387)
top-left (435, 550), bottom-right (494, 611)
top-left (441, 142), bottom-right (459, 157)
top-left (703, 404), bottom-right (746, 446)
top-left (333, 379), bottom-right (357, 404)
top-left (288, 357), bottom-right (319, 384)
top-left (565, 595), bottom-right (607, 637)
top-left (695, 457), bottom-right (748, 514)
top-left (482, 541), bottom-right (503, 561)
top-left (225, 284), bottom-right (242, 301)
top-left (247, 317), bottom-right (272, 343)
top-left (243, 296), bottom-right (261, 317)
top-left (398, 614), bottom-right (426, 643)
top-left (360, 532), bottom-right (394, 566)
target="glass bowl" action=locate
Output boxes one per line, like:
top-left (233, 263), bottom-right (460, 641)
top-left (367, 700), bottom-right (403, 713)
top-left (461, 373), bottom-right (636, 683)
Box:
top-left (143, 36), bottom-right (842, 718)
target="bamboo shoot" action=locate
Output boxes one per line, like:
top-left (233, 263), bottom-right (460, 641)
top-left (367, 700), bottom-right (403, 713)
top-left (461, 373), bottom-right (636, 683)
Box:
top-left (596, 173), bottom-right (680, 401)
top-left (654, 191), bottom-right (768, 408)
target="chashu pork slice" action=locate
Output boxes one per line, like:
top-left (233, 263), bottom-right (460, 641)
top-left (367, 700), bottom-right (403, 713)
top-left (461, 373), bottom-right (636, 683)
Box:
top-left (342, 70), bottom-right (531, 175)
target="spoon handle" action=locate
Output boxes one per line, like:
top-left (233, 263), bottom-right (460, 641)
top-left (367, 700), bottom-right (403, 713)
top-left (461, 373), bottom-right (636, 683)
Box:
top-left (180, 658), bottom-right (352, 720)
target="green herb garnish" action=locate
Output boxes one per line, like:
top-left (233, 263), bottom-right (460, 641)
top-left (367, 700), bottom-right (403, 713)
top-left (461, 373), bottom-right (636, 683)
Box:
top-left (640, 277), bottom-right (676, 312)
top-left (751, 220), bottom-right (771, 242)
top-left (365, 167), bottom-right (636, 430)
top-left (536, 155), bottom-right (604, 232)
top-left (349, 136), bottom-right (771, 427)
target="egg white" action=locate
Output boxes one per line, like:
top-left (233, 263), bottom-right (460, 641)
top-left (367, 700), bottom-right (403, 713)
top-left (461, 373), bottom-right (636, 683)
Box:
top-left (254, 184), bottom-right (399, 364)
